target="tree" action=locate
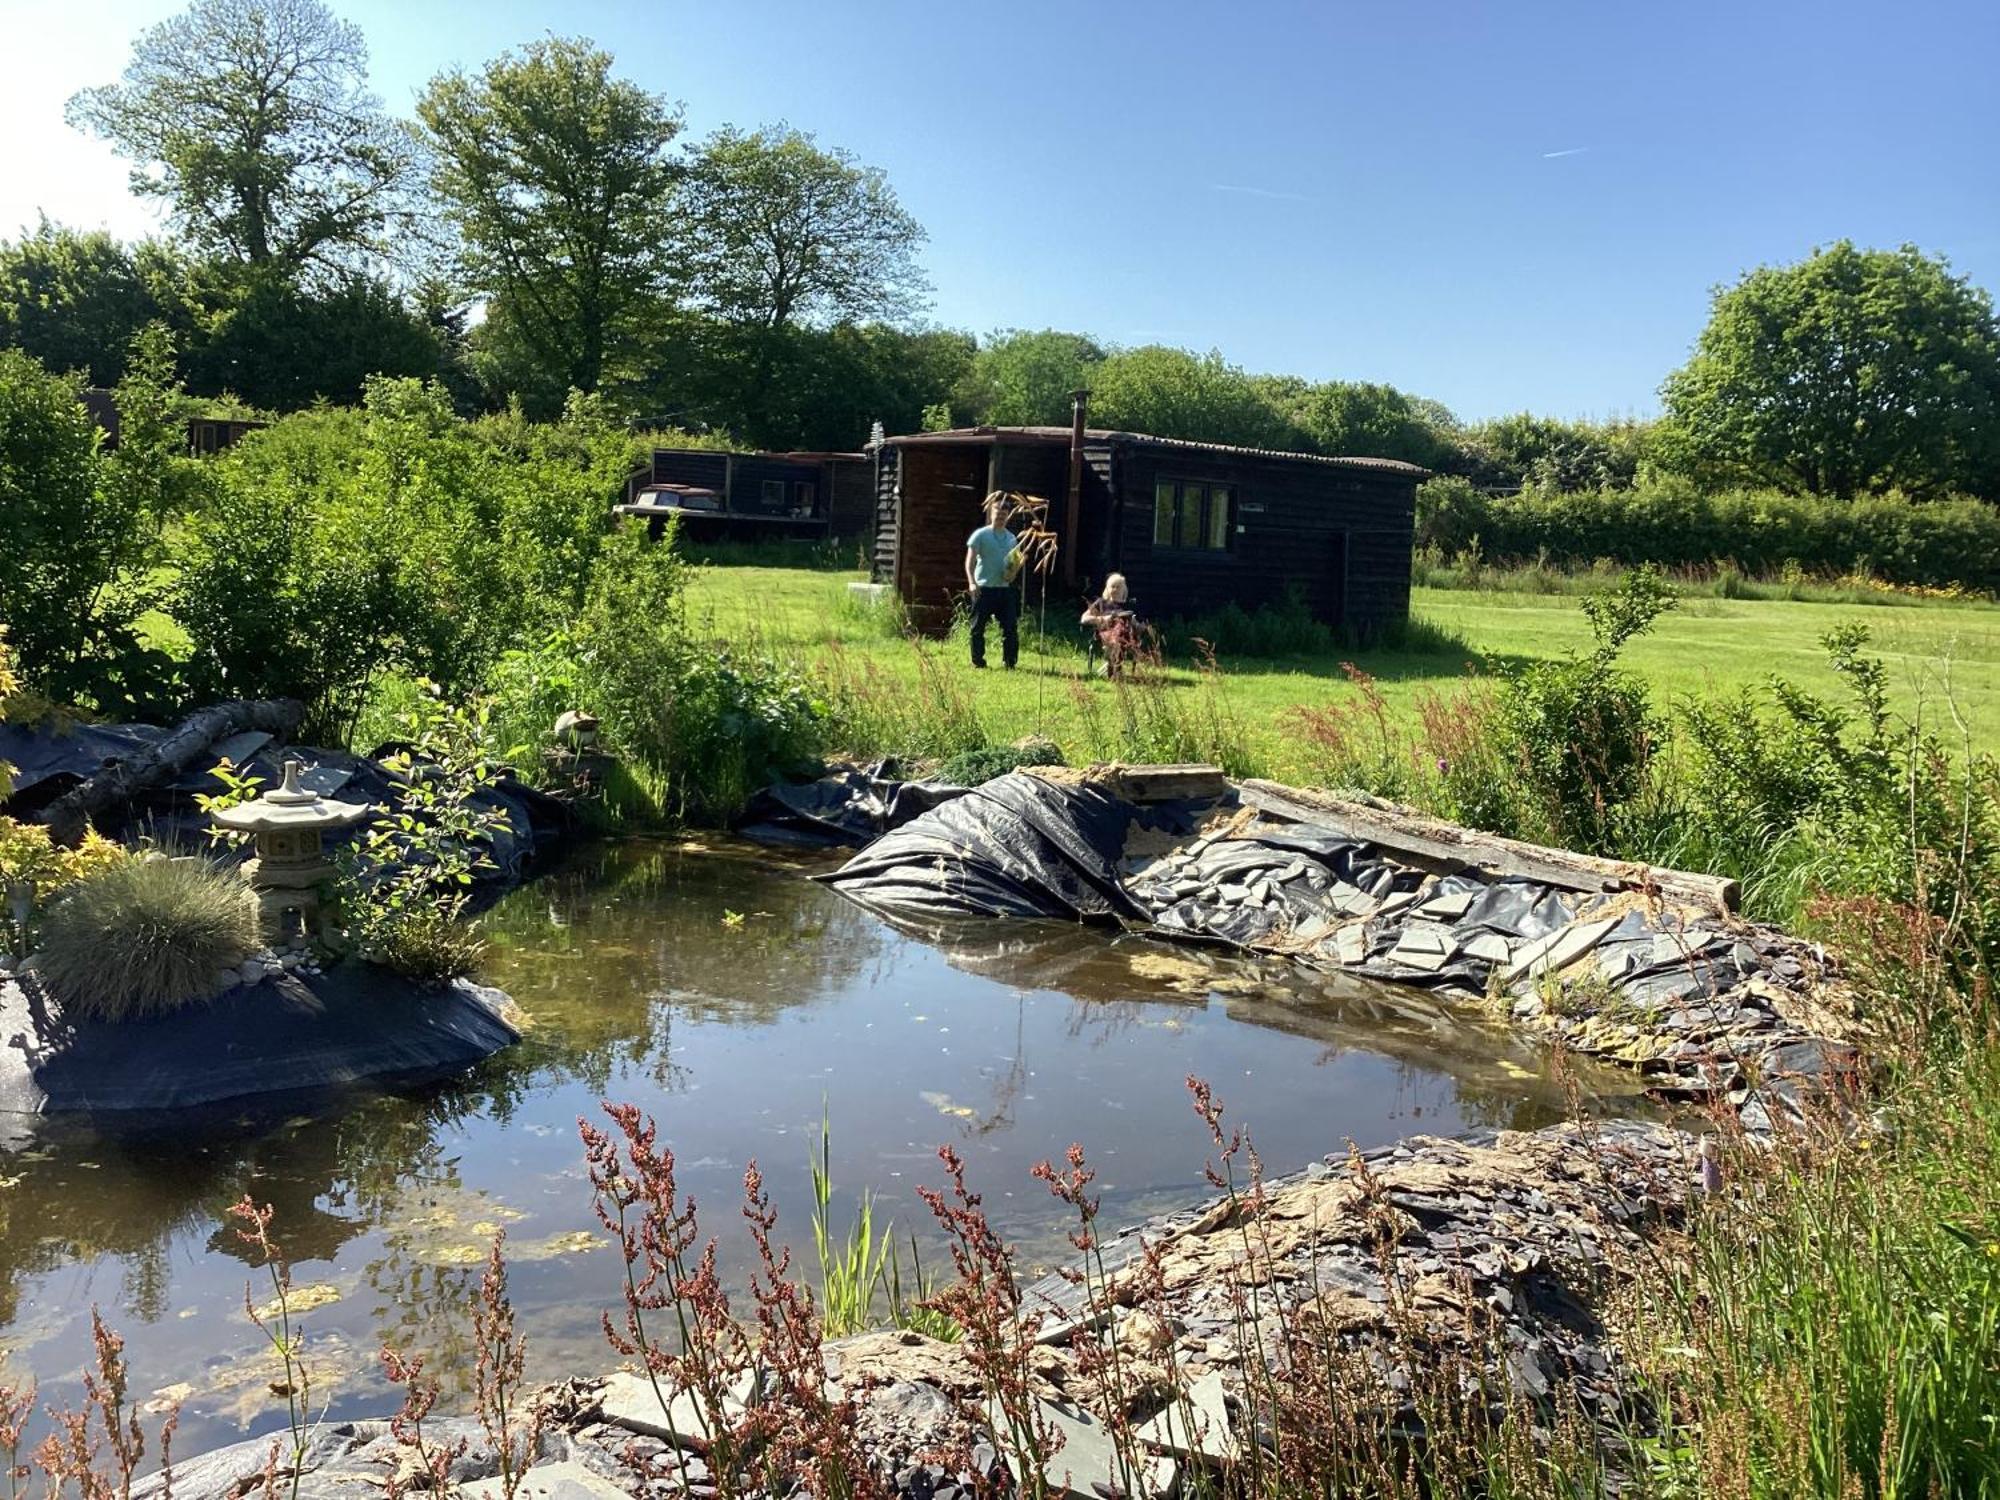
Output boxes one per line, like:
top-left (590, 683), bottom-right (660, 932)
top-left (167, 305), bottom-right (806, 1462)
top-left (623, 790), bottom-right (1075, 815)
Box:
top-left (957, 329), bottom-right (1103, 426)
top-left (1282, 380), bottom-right (1453, 469)
top-left (187, 269), bottom-right (449, 408)
top-left (679, 125), bottom-right (927, 329)
top-left (0, 221), bottom-right (178, 386)
top-left (1465, 413), bottom-right (1647, 492)
top-left (1088, 346), bottom-right (1297, 449)
top-left (418, 38), bottom-right (684, 402)
top-left (1660, 242), bottom-right (2000, 499)
top-left (66, 0), bottom-right (415, 276)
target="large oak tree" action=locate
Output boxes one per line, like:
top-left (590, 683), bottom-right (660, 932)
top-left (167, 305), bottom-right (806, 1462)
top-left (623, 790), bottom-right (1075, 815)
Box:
top-left (1660, 242), bottom-right (2000, 499)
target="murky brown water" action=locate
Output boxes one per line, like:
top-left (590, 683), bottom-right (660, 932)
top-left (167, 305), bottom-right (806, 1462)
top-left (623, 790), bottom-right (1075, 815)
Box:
top-left (0, 838), bottom-right (1642, 1457)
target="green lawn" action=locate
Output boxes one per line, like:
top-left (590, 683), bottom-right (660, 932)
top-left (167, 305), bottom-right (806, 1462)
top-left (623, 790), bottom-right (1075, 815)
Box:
top-left (686, 564), bottom-right (2000, 776)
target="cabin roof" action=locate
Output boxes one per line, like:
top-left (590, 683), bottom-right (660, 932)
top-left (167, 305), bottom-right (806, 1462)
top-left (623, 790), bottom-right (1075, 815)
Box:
top-left (882, 425), bottom-right (1429, 478)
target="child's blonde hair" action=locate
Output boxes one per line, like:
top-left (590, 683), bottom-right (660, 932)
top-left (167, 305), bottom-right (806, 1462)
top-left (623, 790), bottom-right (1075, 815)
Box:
top-left (1103, 572), bottom-right (1129, 603)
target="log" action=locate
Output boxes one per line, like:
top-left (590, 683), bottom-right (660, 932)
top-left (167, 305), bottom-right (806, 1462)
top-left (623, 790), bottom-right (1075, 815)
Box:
top-left (1236, 779), bottom-right (1740, 916)
top-left (1111, 763), bottom-right (1229, 804)
top-left (37, 699), bottom-right (304, 847)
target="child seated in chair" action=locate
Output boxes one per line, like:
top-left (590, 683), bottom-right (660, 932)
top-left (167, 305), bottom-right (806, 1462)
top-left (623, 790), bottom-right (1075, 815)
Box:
top-left (1080, 573), bottom-right (1141, 676)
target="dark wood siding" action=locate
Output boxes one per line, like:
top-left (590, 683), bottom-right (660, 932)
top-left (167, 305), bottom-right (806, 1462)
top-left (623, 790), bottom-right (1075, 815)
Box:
top-left (649, 449), bottom-right (730, 494)
top-left (1107, 445), bottom-right (1415, 633)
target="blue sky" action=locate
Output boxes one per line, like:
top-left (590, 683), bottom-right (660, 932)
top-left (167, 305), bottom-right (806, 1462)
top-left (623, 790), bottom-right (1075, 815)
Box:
top-left (3, 0), bottom-right (1997, 421)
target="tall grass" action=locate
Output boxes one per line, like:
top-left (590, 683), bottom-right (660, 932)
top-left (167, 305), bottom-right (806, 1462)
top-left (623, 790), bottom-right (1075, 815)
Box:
top-left (34, 856), bottom-right (260, 1020)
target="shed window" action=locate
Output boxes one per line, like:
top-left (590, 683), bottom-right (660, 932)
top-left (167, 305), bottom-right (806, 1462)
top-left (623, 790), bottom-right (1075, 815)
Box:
top-left (760, 479), bottom-right (786, 508)
top-left (1150, 477), bottom-right (1234, 552)
top-left (793, 481), bottom-right (817, 514)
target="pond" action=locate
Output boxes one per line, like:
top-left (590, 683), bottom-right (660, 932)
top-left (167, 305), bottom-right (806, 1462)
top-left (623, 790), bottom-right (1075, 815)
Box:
top-left (0, 838), bottom-right (1645, 1458)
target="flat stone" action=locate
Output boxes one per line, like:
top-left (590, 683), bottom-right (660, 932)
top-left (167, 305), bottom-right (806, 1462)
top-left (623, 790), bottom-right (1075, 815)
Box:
top-left (460, 1460), bottom-right (632, 1500)
top-left (990, 1397), bottom-right (1177, 1500)
top-left (597, 1370), bottom-right (752, 1453)
top-left (1504, 916), bottom-right (1619, 984)
top-left (1134, 1370), bottom-right (1237, 1462)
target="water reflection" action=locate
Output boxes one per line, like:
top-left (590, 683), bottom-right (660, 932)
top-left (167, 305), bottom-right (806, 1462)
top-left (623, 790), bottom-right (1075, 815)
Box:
top-left (0, 837), bottom-right (1644, 1459)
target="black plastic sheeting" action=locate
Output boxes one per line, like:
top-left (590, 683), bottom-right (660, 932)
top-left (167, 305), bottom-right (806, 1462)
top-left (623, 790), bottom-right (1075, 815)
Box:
top-left (0, 966), bottom-right (520, 1116)
top-left (0, 721), bottom-right (570, 890)
top-left (735, 762), bottom-right (970, 848)
top-left (816, 775), bottom-right (1159, 922)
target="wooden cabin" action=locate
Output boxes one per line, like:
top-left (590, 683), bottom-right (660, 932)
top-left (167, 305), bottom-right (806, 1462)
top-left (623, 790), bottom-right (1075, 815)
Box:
top-left (869, 425), bottom-right (1426, 635)
top-left (616, 446), bottom-right (874, 541)
top-left (78, 388), bottom-right (265, 455)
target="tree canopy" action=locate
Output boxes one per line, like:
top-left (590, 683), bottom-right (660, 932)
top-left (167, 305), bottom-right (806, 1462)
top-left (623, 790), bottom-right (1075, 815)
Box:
top-left (66, 0), bottom-right (415, 275)
top-left (1660, 242), bottom-right (2000, 499)
top-left (678, 125), bottom-right (928, 330)
top-left (416, 37), bottom-right (684, 402)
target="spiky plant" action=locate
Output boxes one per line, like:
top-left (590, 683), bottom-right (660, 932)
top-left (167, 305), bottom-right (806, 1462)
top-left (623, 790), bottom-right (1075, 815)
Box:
top-left (35, 857), bottom-right (260, 1021)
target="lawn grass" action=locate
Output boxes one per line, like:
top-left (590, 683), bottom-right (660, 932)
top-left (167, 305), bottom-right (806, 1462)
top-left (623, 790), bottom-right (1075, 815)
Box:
top-left (685, 563), bottom-right (2000, 775)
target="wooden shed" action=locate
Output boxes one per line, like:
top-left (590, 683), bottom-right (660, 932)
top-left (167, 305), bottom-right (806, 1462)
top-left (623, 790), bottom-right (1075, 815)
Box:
top-left (869, 423), bottom-right (1426, 635)
top-left (617, 446), bottom-right (873, 541)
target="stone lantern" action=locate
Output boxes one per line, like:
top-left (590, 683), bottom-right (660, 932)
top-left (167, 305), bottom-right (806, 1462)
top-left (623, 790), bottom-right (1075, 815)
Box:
top-left (210, 758), bottom-right (372, 946)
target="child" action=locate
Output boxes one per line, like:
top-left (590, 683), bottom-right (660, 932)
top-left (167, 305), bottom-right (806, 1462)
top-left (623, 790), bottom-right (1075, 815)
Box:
top-left (1080, 573), bottom-right (1140, 676)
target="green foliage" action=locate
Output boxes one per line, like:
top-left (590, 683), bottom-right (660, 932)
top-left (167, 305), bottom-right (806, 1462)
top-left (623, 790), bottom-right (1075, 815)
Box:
top-left (679, 125), bottom-right (928, 329)
top-left (0, 219), bottom-right (188, 386)
top-left (1087, 345), bottom-right (1299, 450)
top-left (1416, 473), bottom-right (2000, 594)
top-left (0, 340), bottom-right (192, 717)
top-left (1278, 379), bottom-right (1454, 469)
top-left (1640, 1043), bottom-right (2000, 1498)
top-left (1660, 241), bottom-right (2000, 499)
top-left (66, 0), bottom-right (416, 274)
top-left (338, 689), bottom-right (505, 983)
top-left (1495, 566), bottom-right (1675, 850)
top-left (955, 329), bottom-right (1104, 426)
top-left (185, 269), bottom-right (451, 408)
top-left (1461, 412), bottom-right (1648, 492)
top-left (34, 855), bottom-right (260, 1021)
top-left (174, 379), bottom-right (636, 742)
top-left (490, 524), bottom-right (833, 822)
top-left (418, 36), bottom-right (683, 402)
top-left (935, 740), bottom-right (1064, 787)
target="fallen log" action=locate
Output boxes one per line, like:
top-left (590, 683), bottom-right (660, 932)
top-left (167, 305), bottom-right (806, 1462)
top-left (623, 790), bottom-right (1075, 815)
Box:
top-left (1236, 778), bottom-right (1740, 915)
top-left (36, 698), bottom-right (304, 847)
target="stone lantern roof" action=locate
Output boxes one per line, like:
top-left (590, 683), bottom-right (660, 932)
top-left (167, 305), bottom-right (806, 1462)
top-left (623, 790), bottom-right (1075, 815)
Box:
top-left (212, 759), bottom-right (373, 834)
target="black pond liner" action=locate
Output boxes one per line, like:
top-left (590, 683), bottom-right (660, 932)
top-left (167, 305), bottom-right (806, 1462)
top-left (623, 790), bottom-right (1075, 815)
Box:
top-left (0, 965), bottom-right (520, 1116)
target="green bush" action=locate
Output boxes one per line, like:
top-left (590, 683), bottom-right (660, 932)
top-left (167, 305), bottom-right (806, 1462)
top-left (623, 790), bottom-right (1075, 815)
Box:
top-left (936, 740), bottom-right (1064, 787)
top-left (35, 856), bottom-right (260, 1021)
top-left (1416, 473), bottom-right (2000, 594)
top-left (1494, 565), bottom-right (1676, 852)
top-left (489, 523), bottom-right (834, 822)
top-left (174, 380), bottom-right (638, 744)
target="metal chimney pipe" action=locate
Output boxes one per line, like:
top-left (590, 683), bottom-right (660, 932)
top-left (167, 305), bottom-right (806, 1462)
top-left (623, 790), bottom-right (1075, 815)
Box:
top-left (1064, 389), bottom-right (1089, 586)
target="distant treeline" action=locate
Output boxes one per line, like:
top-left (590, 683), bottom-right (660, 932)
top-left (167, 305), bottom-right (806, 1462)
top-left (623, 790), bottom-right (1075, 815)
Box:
top-left (4, 0), bottom-right (1997, 512)
top-left (1417, 476), bottom-right (2000, 595)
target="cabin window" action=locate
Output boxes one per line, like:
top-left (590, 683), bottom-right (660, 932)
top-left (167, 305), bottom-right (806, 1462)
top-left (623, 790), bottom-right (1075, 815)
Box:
top-left (760, 479), bottom-right (785, 509)
top-left (1151, 477), bottom-right (1234, 552)
top-left (793, 481), bottom-right (817, 514)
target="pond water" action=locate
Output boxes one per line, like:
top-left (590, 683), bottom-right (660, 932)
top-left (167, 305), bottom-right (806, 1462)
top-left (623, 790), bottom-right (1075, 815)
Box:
top-left (0, 838), bottom-right (1643, 1458)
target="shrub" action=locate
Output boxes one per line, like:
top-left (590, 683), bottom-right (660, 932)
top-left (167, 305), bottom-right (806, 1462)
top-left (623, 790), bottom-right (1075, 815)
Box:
top-left (936, 740), bottom-right (1064, 787)
top-left (338, 689), bottom-right (506, 983)
top-left (35, 856), bottom-right (259, 1020)
top-left (359, 903), bottom-right (487, 985)
top-left (1495, 565), bottom-right (1676, 851)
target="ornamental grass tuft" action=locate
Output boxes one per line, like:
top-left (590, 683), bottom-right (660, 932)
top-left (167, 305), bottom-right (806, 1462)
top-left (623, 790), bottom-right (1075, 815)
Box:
top-left (35, 856), bottom-right (260, 1021)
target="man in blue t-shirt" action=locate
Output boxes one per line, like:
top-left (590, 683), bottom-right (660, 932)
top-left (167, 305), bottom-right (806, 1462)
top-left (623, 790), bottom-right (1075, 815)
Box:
top-left (963, 496), bottom-right (1021, 669)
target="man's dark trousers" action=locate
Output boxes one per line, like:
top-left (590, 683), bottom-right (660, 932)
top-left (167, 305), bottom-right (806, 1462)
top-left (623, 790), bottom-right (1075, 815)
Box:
top-left (969, 585), bottom-right (1020, 668)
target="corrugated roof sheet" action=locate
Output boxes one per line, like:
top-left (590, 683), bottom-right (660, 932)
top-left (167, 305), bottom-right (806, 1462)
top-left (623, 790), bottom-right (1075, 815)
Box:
top-left (881, 425), bottom-right (1429, 478)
